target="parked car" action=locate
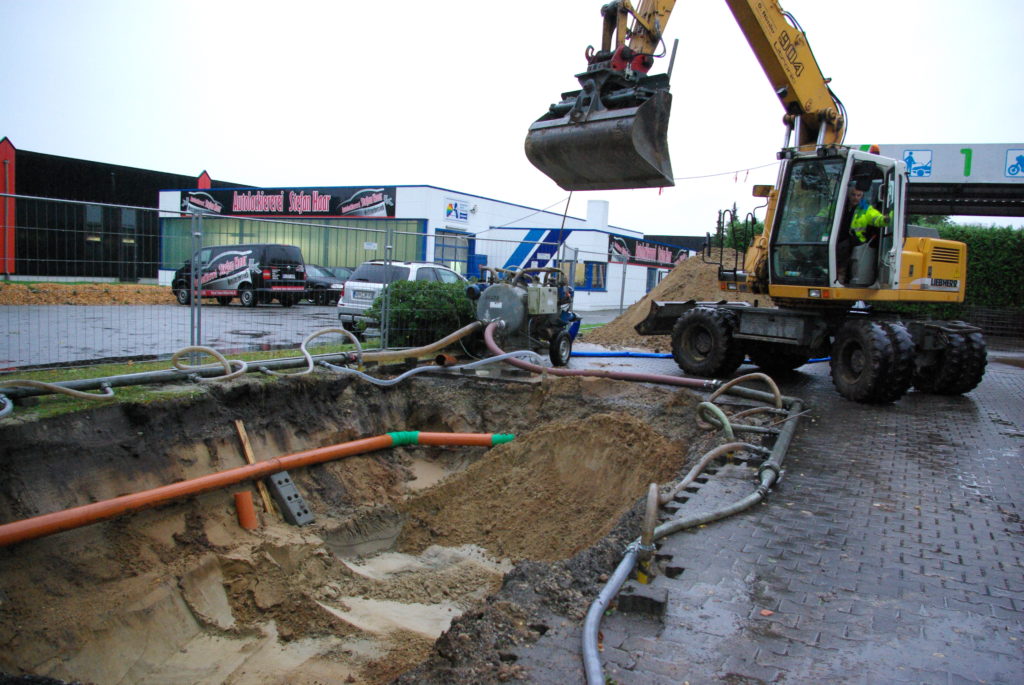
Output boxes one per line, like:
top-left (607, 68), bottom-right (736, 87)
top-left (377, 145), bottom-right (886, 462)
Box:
top-left (171, 243), bottom-right (306, 307)
top-left (336, 260), bottom-right (467, 327)
top-left (329, 266), bottom-right (354, 281)
top-left (303, 264), bottom-right (349, 305)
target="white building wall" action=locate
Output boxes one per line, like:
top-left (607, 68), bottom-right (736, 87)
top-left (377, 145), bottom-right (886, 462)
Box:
top-left (155, 185), bottom-right (666, 308)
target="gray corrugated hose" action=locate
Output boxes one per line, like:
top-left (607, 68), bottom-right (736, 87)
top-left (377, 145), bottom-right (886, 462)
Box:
top-left (582, 394), bottom-right (805, 684)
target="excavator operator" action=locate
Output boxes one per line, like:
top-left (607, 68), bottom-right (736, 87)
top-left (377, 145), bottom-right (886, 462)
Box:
top-left (836, 177), bottom-right (886, 284)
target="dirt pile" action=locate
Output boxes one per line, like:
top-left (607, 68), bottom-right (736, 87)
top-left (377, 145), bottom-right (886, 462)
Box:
top-left (0, 281), bottom-right (174, 305)
top-left (580, 250), bottom-right (762, 350)
top-left (398, 412), bottom-right (683, 561)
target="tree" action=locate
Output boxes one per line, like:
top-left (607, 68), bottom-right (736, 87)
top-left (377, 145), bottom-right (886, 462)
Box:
top-left (709, 203), bottom-right (762, 253)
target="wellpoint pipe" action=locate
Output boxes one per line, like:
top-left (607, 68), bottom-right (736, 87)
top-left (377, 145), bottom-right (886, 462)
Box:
top-left (482, 322), bottom-right (719, 391)
top-left (582, 398), bottom-right (804, 683)
top-left (657, 441), bottom-right (767, 505)
top-left (0, 430), bottom-right (514, 548)
top-left (0, 322), bottom-right (485, 403)
top-left (320, 350), bottom-right (543, 387)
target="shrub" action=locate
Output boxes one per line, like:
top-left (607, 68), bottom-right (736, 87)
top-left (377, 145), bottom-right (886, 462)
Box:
top-left (365, 280), bottom-right (477, 348)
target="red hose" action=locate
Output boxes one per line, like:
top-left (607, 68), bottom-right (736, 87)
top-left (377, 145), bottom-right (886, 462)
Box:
top-left (0, 432), bottom-right (506, 547)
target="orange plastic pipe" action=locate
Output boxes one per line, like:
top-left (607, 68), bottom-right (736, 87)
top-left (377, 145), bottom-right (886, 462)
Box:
top-left (234, 491), bottom-right (258, 530)
top-left (0, 431), bottom-right (510, 547)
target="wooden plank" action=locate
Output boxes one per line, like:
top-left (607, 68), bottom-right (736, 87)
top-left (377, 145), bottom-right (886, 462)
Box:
top-left (233, 419), bottom-right (277, 516)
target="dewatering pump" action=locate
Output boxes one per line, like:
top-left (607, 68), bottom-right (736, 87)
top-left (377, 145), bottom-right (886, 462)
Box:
top-left (467, 267), bottom-right (581, 366)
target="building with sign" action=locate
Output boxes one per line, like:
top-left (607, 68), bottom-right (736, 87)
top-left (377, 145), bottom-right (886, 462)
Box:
top-left (157, 184), bottom-right (689, 311)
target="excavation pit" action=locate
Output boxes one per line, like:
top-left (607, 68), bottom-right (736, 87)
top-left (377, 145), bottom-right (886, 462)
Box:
top-left (0, 372), bottom-right (713, 684)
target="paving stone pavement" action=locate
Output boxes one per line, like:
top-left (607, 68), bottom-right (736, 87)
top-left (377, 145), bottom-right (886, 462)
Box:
top-left (513, 340), bottom-right (1024, 684)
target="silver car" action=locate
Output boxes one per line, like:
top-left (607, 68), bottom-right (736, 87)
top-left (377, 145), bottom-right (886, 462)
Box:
top-left (336, 260), bottom-right (467, 327)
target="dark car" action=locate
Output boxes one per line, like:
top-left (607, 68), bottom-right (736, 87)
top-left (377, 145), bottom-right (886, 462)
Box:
top-left (330, 266), bottom-right (353, 281)
top-left (171, 243), bottom-right (306, 307)
top-left (303, 264), bottom-right (349, 305)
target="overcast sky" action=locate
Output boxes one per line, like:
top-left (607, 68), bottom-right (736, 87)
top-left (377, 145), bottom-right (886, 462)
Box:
top-left (2, 0), bottom-right (1022, 234)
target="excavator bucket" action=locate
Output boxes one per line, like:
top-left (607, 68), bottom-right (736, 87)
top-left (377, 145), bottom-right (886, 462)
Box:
top-left (524, 88), bottom-right (674, 191)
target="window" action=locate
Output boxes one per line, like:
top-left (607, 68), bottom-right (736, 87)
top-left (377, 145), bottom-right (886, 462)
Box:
top-left (579, 261), bottom-right (607, 291)
top-left (770, 157), bottom-right (844, 286)
top-left (435, 229), bottom-right (469, 274)
top-left (646, 267), bottom-right (664, 293)
top-left (435, 268), bottom-right (464, 284)
top-left (85, 204), bottom-right (102, 243)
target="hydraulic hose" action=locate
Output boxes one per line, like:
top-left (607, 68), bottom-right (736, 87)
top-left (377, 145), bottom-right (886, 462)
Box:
top-left (0, 430), bottom-right (514, 548)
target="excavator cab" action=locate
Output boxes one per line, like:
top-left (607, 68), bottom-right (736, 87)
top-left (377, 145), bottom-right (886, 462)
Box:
top-left (767, 149), bottom-right (901, 292)
top-left (524, 68), bottom-right (674, 191)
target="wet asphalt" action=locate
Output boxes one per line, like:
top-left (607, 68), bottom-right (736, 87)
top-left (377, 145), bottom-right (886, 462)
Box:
top-left (514, 339), bottom-right (1024, 684)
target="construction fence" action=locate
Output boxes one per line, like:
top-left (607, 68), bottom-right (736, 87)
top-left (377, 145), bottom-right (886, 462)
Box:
top-left (2, 194), bottom-right (1020, 372)
top-left (0, 195), bottom-right (616, 371)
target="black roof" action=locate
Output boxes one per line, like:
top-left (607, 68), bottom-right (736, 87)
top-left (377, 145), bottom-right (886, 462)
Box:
top-left (645, 235), bottom-right (708, 252)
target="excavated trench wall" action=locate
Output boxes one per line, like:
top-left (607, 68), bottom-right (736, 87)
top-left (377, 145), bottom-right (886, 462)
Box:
top-left (0, 372), bottom-right (711, 684)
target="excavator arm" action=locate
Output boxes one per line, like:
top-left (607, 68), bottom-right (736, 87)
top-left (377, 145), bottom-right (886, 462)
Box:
top-left (525, 1), bottom-right (846, 190)
top-left (723, 0), bottom-right (845, 147)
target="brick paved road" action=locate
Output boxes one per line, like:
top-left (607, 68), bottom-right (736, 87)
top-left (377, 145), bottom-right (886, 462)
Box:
top-left (517, 345), bottom-right (1024, 684)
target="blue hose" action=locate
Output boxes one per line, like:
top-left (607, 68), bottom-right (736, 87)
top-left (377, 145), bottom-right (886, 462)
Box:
top-left (571, 351), bottom-right (673, 358)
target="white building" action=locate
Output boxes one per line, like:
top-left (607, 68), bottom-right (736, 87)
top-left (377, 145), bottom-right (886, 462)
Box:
top-left (159, 184), bottom-right (691, 311)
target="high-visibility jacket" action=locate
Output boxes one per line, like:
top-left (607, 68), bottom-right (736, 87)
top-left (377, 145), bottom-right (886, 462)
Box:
top-left (850, 201), bottom-right (887, 243)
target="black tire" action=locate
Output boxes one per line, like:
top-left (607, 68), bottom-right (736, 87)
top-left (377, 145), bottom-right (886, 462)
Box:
top-left (912, 326), bottom-right (987, 395)
top-left (280, 295), bottom-right (296, 308)
top-left (875, 320), bottom-right (915, 403)
top-left (239, 284), bottom-right (257, 308)
top-left (549, 330), bottom-right (572, 367)
top-left (313, 289), bottom-right (326, 306)
top-left (671, 308), bottom-right (745, 378)
top-left (173, 284), bottom-right (191, 305)
top-left (830, 318), bottom-right (896, 403)
top-left (216, 296), bottom-right (232, 306)
top-left (746, 342), bottom-right (811, 376)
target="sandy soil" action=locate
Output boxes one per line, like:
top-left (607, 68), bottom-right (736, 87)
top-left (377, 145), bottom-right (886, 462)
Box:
top-left (0, 281), bottom-right (175, 305)
top-left (580, 250), bottom-right (761, 350)
top-left (0, 370), bottom-right (722, 684)
top-left (0, 256), bottom-right (765, 683)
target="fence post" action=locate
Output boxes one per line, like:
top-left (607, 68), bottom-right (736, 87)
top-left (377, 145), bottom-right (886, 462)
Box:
top-left (381, 224), bottom-right (394, 350)
top-left (617, 253), bottom-right (628, 315)
top-left (188, 212), bottom-right (203, 360)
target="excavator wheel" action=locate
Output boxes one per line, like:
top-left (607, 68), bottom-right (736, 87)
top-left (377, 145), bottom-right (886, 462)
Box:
top-left (746, 342), bottom-right (811, 376)
top-left (873, 321), bottom-right (916, 403)
top-left (912, 326), bottom-right (987, 395)
top-left (830, 319), bottom-right (899, 403)
top-left (670, 307), bottom-right (745, 378)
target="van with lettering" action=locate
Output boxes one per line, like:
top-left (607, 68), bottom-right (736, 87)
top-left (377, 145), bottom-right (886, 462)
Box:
top-left (171, 244), bottom-right (306, 307)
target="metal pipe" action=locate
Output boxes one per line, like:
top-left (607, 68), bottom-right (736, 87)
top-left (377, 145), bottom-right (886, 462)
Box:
top-left (0, 430), bottom-right (513, 547)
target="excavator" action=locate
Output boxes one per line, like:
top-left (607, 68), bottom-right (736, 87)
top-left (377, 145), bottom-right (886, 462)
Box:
top-left (524, 0), bottom-right (986, 403)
